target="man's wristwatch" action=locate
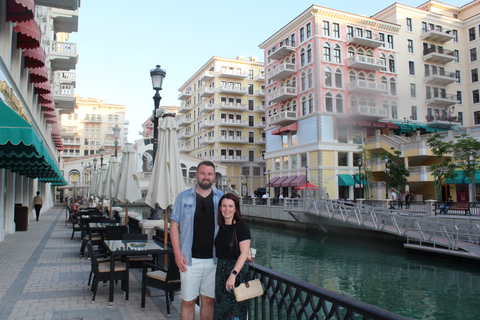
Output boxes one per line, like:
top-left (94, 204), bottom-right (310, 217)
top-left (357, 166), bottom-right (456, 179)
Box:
top-left (231, 270), bottom-right (238, 276)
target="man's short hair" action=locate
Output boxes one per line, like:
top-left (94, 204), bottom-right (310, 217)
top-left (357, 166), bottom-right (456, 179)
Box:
top-left (196, 160), bottom-right (215, 172)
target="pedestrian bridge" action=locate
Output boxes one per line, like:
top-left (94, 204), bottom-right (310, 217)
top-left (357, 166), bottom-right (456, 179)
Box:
top-left (285, 198), bottom-right (480, 260)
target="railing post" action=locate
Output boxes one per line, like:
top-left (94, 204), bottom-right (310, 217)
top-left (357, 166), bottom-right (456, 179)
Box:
top-left (425, 199), bottom-right (436, 216)
top-left (383, 199), bottom-right (390, 210)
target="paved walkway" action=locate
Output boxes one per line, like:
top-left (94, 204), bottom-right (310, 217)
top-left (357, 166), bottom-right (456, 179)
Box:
top-left (0, 205), bottom-right (183, 320)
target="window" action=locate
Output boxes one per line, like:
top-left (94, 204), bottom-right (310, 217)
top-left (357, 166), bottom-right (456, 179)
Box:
top-left (410, 83), bottom-right (416, 97)
top-left (409, 61), bottom-right (415, 75)
top-left (391, 102), bottom-right (398, 119)
top-left (291, 34), bottom-right (296, 46)
top-left (333, 45), bottom-right (341, 63)
top-left (336, 93), bottom-right (344, 113)
top-left (388, 56), bottom-right (395, 73)
top-left (454, 50), bottom-right (459, 63)
top-left (411, 106), bottom-right (417, 120)
top-left (378, 33), bottom-right (385, 47)
top-left (300, 49), bottom-right (305, 66)
top-left (323, 21), bottom-right (330, 36)
top-left (301, 97), bottom-right (307, 115)
top-left (390, 78), bottom-right (397, 95)
top-left (422, 22), bottom-right (428, 33)
top-left (387, 35), bottom-right (394, 49)
top-left (473, 89), bottom-right (479, 104)
top-left (300, 27), bottom-right (305, 42)
top-left (457, 91), bottom-right (462, 104)
top-left (469, 27), bottom-right (476, 41)
top-left (248, 99), bottom-right (254, 111)
top-left (325, 92), bottom-right (333, 112)
top-left (248, 84), bottom-right (254, 94)
top-left (335, 69), bottom-right (343, 88)
top-left (453, 29), bottom-right (458, 42)
top-left (475, 111), bottom-right (480, 125)
top-left (456, 70), bottom-right (461, 83)
top-left (338, 152), bottom-right (348, 166)
top-left (471, 48), bottom-right (477, 62)
top-left (472, 69), bottom-right (478, 83)
top-left (248, 70), bottom-right (253, 79)
top-left (407, 39), bottom-right (414, 53)
top-left (323, 43), bottom-right (331, 62)
top-left (301, 73), bottom-right (306, 91)
top-left (324, 67), bottom-right (332, 87)
top-left (346, 26), bottom-right (353, 39)
top-left (308, 69), bottom-right (313, 89)
top-left (307, 46), bottom-right (312, 63)
top-left (406, 18), bottom-right (412, 31)
top-left (306, 23), bottom-right (311, 38)
top-left (333, 23), bottom-right (340, 38)
top-left (309, 95), bottom-right (314, 113)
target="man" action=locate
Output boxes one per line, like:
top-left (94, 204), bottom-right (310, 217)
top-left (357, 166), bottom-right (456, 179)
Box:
top-left (440, 196), bottom-right (453, 214)
top-left (390, 189), bottom-right (397, 209)
top-left (171, 160), bottom-right (224, 320)
top-left (405, 191), bottom-right (411, 209)
top-left (32, 191), bottom-right (43, 221)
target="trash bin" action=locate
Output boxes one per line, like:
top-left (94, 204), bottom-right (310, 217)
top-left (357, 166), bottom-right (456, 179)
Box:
top-left (14, 204), bottom-right (29, 231)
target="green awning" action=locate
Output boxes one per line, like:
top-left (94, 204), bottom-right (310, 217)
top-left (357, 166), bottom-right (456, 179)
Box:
top-left (0, 100), bottom-right (66, 185)
top-left (446, 170), bottom-right (480, 184)
top-left (353, 174), bottom-right (367, 185)
top-left (392, 123), bottom-right (414, 134)
top-left (415, 124), bottom-right (447, 133)
top-left (338, 174), bottom-right (355, 186)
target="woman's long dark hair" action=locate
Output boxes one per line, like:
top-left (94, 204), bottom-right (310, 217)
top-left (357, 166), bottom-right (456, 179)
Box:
top-left (217, 193), bottom-right (242, 227)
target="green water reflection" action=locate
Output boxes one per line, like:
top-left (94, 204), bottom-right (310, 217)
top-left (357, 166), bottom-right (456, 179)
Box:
top-left (249, 222), bottom-right (480, 320)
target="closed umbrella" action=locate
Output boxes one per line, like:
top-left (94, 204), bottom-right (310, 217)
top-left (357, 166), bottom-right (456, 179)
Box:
top-left (96, 165), bottom-right (108, 213)
top-left (102, 156), bottom-right (118, 218)
top-left (90, 169), bottom-right (99, 197)
top-left (115, 143), bottom-right (142, 225)
top-left (146, 114), bottom-right (185, 250)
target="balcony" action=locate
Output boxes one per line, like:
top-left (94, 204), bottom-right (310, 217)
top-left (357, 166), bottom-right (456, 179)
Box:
top-left (347, 35), bottom-right (384, 49)
top-left (62, 139), bottom-right (80, 146)
top-left (36, 0), bottom-right (80, 10)
top-left (219, 136), bottom-right (248, 144)
top-left (426, 92), bottom-right (458, 107)
top-left (421, 30), bottom-right (455, 44)
top-left (218, 85), bottom-right (247, 95)
top-left (219, 102), bottom-right (247, 111)
top-left (349, 106), bottom-right (389, 119)
top-left (199, 70), bottom-right (215, 81)
top-left (347, 55), bottom-right (385, 71)
top-left (268, 87), bottom-right (297, 104)
top-left (200, 136), bottom-right (215, 145)
top-left (256, 156), bottom-right (266, 162)
top-left (60, 126), bottom-right (78, 137)
top-left (218, 119), bottom-right (248, 127)
top-left (219, 155), bottom-right (249, 162)
top-left (179, 145), bottom-right (194, 152)
top-left (49, 41), bottom-right (77, 71)
top-left (177, 131), bottom-right (193, 140)
top-left (426, 115), bottom-right (462, 128)
top-left (200, 87), bottom-right (215, 97)
top-left (268, 45), bottom-right (296, 60)
top-left (199, 120), bottom-right (215, 129)
top-left (256, 138), bottom-right (266, 144)
top-left (53, 71), bottom-right (76, 85)
top-left (256, 121), bottom-right (266, 128)
top-left (83, 116), bottom-right (102, 123)
top-left (268, 111), bottom-right (297, 126)
top-left (255, 72), bottom-right (265, 82)
top-left (178, 90), bottom-right (192, 100)
top-left (423, 47), bottom-right (456, 64)
top-left (177, 104), bottom-right (193, 114)
top-left (217, 69), bottom-right (248, 79)
top-left (176, 116), bottom-right (194, 127)
top-left (255, 104), bottom-right (266, 113)
top-left (51, 8), bottom-right (79, 33)
top-left (255, 88), bottom-right (265, 97)
top-left (52, 84), bottom-right (75, 112)
top-left (199, 104), bottom-right (215, 114)
top-left (267, 63), bottom-right (296, 81)
top-left (348, 80), bottom-right (387, 94)
top-left (424, 69), bottom-right (457, 86)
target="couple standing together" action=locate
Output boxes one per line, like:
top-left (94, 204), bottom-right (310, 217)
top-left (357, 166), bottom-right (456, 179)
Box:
top-left (171, 160), bottom-right (251, 320)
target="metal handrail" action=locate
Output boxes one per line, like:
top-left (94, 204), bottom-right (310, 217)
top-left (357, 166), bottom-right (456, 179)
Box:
top-left (247, 262), bottom-right (411, 320)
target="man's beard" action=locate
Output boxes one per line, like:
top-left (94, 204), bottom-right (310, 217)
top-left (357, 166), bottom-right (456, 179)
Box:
top-left (198, 179), bottom-right (213, 190)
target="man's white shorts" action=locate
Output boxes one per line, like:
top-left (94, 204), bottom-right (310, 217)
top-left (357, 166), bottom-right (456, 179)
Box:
top-left (180, 258), bottom-right (216, 301)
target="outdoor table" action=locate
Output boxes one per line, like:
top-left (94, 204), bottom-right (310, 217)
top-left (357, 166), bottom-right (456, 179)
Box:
top-left (103, 239), bottom-right (169, 304)
top-left (89, 222), bottom-right (124, 232)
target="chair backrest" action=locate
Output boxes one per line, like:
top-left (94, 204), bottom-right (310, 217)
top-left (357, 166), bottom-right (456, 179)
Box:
top-left (86, 241), bottom-right (100, 273)
top-left (104, 225), bottom-right (128, 240)
top-left (100, 218), bottom-right (116, 223)
top-left (122, 233), bottom-right (148, 241)
top-left (154, 226), bottom-right (172, 247)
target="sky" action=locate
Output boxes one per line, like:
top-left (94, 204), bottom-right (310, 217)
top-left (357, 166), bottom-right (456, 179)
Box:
top-left (69, 0), bottom-right (468, 142)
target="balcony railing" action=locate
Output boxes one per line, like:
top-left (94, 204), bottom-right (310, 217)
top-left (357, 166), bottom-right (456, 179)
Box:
top-left (178, 90), bottom-right (192, 100)
top-left (218, 119), bottom-right (248, 127)
top-left (268, 45), bottom-right (295, 60)
top-left (53, 71), bottom-right (76, 83)
top-left (219, 136), bottom-right (248, 143)
top-left (52, 84), bottom-right (74, 96)
top-left (247, 263), bottom-right (409, 320)
top-left (199, 70), bottom-right (215, 81)
top-left (350, 105), bottom-right (389, 118)
top-left (219, 102), bottom-right (247, 111)
top-left (268, 87), bottom-right (297, 103)
top-left (424, 69), bottom-right (457, 85)
top-left (200, 87), bottom-right (215, 97)
top-left (426, 91), bottom-right (458, 107)
top-left (217, 69), bottom-right (248, 79)
top-left (268, 111), bottom-right (297, 126)
top-left (421, 29), bottom-right (455, 44)
top-left (218, 85), bottom-right (247, 95)
top-left (267, 63), bottom-right (296, 81)
top-left (346, 34), bottom-right (384, 48)
top-left (219, 155), bottom-right (248, 162)
top-left (347, 55), bottom-right (385, 71)
top-left (255, 88), bottom-right (265, 96)
top-left (255, 72), bottom-right (265, 81)
top-left (348, 80), bottom-right (387, 94)
top-left (199, 104), bottom-right (215, 114)
top-left (423, 47), bottom-right (456, 64)
top-left (51, 41), bottom-right (76, 54)
top-left (50, 41), bottom-right (77, 70)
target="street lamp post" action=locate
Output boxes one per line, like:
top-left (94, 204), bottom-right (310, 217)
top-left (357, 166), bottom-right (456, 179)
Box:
top-left (99, 147), bottom-right (105, 167)
top-left (150, 65), bottom-right (166, 164)
top-left (384, 156), bottom-right (389, 199)
top-left (93, 157), bottom-right (98, 170)
top-left (267, 170), bottom-right (271, 197)
top-left (448, 106), bottom-right (455, 130)
top-left (113, 125), bottom-right (121, 158)
top-left (356, 159), bottom-right (363, 199)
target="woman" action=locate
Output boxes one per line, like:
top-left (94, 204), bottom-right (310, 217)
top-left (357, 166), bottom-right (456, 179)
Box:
top-left (214, 193), bottom-right (251, 320)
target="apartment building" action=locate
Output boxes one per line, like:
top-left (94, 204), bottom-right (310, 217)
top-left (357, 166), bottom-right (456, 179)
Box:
top-left (0, 0), bottom-right (80, 240)
top-left (176, 56), bottom-right (266, 195)
top-left (260, 0), bottom-right (480, 201)
top-left (60, 96), bottom-right (127, 159)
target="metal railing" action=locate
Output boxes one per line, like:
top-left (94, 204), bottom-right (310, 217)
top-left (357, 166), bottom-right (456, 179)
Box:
top-left (247, 262), bottom-right (410, 320)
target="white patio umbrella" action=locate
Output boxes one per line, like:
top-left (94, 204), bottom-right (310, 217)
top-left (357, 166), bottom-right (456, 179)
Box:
top-left (146, 115), bottom-right (185, 250)
top-left (96, 165), bottom-right (108, 214)
top-left (102, 156), bottom-right (118, 218)
top-left (90, 170), bottom-right (99, 197)
top-left (115, 143), bottom-right (142, 226)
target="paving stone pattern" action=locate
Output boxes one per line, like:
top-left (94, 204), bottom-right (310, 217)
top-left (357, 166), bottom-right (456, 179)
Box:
top-left (0, 205), bottom-right (183, 320)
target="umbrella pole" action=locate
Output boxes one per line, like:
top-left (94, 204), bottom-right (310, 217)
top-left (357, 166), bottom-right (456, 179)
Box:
top-left (125, 202), bottom-right (129, 229)
top-left (109, 201), bottom-right (112, 219)
top-left (101, 198), bottom-right (104, 215)
top-left (164, 208), bottom-right (168, 266)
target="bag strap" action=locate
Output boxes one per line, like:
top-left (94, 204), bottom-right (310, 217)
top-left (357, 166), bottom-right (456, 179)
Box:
top-left (229, 223), bottom-right (238, 259)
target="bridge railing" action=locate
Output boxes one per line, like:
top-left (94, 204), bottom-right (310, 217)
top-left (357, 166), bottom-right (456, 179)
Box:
top-left (246, 262), bottom-right (410, 320)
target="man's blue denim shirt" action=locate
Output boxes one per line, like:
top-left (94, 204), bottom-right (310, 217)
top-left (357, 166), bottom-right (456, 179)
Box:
top-left (171, 184), bottom-right (224, 266)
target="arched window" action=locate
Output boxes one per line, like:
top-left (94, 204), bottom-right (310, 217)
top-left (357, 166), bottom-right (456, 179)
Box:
top-left (325, 92), bottom-right (333, 112)
top-left (291, 76), bottom-right (296, 88)
top-left (324, 67), bottom-right (332, 87)
top-left (382, 100), bottom-right (389, 109)
top-left (307, 45), bottom-right (312, 63)
top-left (291, 53), bottom-right (296, 65)
top-left (347, 46), bottom-right (355, 57)
top-left (308, 69), bottom-right (313, 89)
top-left (286, 102), bottom-right (291, 111)
top-left (366, 50), bottom-right (374, 57)
top-left (359, 96), bottom-right (367, 107)
top-left (349, 70), bottom-right (356, 82)
top-left (391, 101), bottom-right (398, 119)
top-left (358, 72), bottom-right (366, 81)
top-left (388, 54), bottom-right (395, 73)
top-left (300, 48), bottom-right (306, 67)
top-left (390, 77), bottom-right (397, 95)
top-left (301, 72), bottom-right (306, 91)
top-left (368, 97), bottom-right (376, 107)
top-left (309, 94), bottom-right (314, 113)
top-left (335, 93), bottom-right (344, 113)
top-left (323, 43), bottom-right (331, 62)
top-left (273, 107), bottom-right (278, 115)
top-left (367, 73), bottom-right (375, 82)
top-left (268, 109), bottom-right (272, 116)
top-left (350, 94), bottom-right (358, 109)
top-left (281, 104), bottom-right (286, 112)
top-left (358, 48), bottom-right (365, 56)
top-left (335, 68), bottom-right (343, 88)
top-left (333, 44), bottom-right (341, 63)
top-left (301, 96), bottom-right (307, 115)
top-left (292, 100), bottom-right (297, 111)
top-left (381, 76), bottom-right (388, 88)
top-left (380, 53), bottom-right (387, 71)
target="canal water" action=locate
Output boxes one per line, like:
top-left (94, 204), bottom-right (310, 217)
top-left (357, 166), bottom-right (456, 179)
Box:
top-left (248, 221), bottom-right (480, 320)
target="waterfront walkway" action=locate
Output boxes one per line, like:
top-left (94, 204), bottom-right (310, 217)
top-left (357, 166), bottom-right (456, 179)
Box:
top-left (0, 205), bottom-right (183, 320)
